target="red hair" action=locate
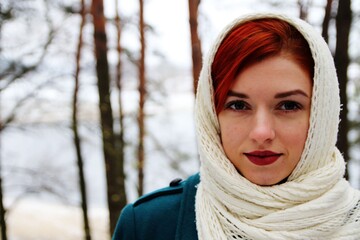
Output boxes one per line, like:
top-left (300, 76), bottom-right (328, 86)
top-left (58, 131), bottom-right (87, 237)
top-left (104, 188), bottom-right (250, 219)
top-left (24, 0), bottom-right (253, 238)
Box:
top-left (212, 18), bottom-right (314, 114)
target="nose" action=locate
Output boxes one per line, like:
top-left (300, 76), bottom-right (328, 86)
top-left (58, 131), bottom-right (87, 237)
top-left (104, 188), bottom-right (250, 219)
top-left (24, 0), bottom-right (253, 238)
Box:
top-left (249, 110), bottom-right (275, 144)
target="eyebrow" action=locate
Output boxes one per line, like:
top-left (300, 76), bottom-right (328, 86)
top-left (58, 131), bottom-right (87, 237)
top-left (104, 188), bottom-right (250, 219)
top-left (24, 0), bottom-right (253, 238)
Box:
top-left (228, 90), bottom-right (249, 98)
top-left (227, 89), bottom-right (309, 99)
top-left (274, 90), bottom-right (309, 98)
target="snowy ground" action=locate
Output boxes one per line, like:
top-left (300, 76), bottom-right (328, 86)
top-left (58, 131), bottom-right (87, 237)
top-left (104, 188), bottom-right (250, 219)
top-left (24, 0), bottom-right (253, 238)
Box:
top-left (7, 200), bottom-right (109, 240)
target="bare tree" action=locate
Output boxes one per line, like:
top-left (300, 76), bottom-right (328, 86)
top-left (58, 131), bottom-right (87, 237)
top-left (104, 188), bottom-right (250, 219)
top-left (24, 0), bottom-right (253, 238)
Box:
top-left (91, 0), bottom-right (123, 234)
top-left (0, 162), bottom-right (7, 240)
top-left (114, 0), bottom-right (127, 210)
top-left (0, 5), bottom-right (9, 238)
top-left (0, 6), bottom-right (56, 132)
top-left (72, 0), bottom-right (91, 239)
top-left (0, 2), bottom-right (56, 237)
top-left (334, 0), bottom-right (352, 179)
top-left (188, 0), bottom-right (203, 95)
top-left (322, 0), bottom-right (334, 43)
top-left (297, 0), bottom-right (312, 20)
top-left (137, 0), bottom-right (146, 197)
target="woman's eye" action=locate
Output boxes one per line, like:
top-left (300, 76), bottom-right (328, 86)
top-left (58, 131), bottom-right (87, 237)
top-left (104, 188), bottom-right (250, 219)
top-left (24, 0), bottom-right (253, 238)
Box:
top-left (225, 100), bottom-right (249, 111)
top-left (278, 101), bottom-right (302, 111)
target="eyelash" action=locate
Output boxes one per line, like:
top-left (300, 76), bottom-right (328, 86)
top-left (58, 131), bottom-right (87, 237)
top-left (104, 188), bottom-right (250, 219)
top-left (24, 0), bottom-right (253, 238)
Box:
top-left (277, 101), bottom-right (303, 112)
top-left (224, 100), bottom-right (303, 112)
top-left (225, 100), bottom-right (249, 111)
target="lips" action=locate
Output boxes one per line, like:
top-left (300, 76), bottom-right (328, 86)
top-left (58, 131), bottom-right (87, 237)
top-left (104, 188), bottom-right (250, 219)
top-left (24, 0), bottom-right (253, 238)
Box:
top-left (244, 150), bottom-right (282, 166)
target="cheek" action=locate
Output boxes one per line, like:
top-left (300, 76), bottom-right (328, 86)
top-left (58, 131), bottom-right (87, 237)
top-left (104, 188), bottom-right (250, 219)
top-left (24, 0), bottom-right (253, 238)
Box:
top-left (220, 121), bottom-right (247, 151)
top-left (281, 120), bottom-right (309, 153)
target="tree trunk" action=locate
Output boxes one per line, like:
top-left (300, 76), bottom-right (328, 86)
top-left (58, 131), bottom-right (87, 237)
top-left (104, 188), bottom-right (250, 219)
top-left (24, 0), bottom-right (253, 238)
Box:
top-left (73, 0), bottom-right (92, 239)
top-left (0, 7), bottom-right (8, 239)
top-left (188, 0), bottom-right (202, 95)
top-left (334, 0), bottom-right (351, 180)
top-left (297, 0), bottom-right (312, 20)
top-left (322, 0), bottom-right (333, 43)
top-left (137, 0), bottom-right (146, 197)
top-left (91, 0), bottom-right (122, 234)
top-left (0, 165), bottom-right (7, 240)
top-left (114, 0), bottom-right (127, 209)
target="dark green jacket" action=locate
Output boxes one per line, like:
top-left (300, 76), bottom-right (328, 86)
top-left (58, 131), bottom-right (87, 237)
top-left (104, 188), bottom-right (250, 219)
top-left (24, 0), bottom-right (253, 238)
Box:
top-left (112, 173), bottom-right (200, 240)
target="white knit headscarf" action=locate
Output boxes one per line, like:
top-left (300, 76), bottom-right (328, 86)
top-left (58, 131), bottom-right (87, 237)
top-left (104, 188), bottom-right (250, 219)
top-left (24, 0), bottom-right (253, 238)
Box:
top-left (195, 13), bottom-right (360, 240)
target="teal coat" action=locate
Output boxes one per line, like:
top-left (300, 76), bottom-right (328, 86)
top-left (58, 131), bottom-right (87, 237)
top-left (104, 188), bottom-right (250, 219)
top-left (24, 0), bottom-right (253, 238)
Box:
top-left (112, 173), bottom-right (200, 240)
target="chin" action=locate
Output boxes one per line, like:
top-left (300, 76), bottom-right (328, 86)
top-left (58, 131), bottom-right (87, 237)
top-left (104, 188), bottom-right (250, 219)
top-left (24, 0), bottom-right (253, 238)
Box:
top-left (247, 176), bottom-right (288, 186)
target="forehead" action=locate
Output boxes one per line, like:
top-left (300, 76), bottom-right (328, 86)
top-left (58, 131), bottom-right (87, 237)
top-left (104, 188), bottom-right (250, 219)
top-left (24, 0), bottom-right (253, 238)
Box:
top-left (230, 55), bottom-right (312, 96)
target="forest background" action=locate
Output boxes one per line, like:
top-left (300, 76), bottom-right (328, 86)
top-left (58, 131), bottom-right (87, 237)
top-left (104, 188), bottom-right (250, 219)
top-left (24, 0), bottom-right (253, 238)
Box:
top-left (1, 0), bottom-right (360, 239)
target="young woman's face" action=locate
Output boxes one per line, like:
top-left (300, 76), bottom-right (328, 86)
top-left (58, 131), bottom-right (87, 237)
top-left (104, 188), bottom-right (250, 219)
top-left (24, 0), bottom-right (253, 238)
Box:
top-left (218, 55), bottom-right (312, 186)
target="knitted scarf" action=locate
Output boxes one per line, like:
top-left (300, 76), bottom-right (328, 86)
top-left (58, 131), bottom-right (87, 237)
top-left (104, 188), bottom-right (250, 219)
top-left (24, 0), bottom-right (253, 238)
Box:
top-left (194, 13), bottom-right (360, 240)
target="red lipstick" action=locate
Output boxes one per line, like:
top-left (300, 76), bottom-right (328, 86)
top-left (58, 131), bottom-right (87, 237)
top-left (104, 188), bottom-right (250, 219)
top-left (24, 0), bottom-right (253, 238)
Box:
top-left (244, 150), bottom-right (282, 166)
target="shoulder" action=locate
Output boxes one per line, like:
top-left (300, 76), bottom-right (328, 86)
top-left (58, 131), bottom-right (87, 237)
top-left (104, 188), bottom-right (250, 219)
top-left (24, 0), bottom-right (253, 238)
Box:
top-left (134, 178), bottom-right (184, 208)
top-left (133, 173), bottom-right (199, 211)
top-left (112, 173), bottom-right (200, 240)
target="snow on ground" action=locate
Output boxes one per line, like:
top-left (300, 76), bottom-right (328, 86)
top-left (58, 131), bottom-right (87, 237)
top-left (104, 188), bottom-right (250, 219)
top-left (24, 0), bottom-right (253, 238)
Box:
top-left (7, 199), bottom-right (109, 240)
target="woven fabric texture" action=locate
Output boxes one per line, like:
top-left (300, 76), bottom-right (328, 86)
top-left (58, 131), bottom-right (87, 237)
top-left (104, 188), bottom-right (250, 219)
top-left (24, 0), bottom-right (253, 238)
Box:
top-left (194, 13), bottom-right (360, 240)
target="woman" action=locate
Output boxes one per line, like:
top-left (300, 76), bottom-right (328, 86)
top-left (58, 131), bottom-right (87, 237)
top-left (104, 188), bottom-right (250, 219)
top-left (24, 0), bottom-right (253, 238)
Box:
top-left (113, 13), bottom-right (360, 239)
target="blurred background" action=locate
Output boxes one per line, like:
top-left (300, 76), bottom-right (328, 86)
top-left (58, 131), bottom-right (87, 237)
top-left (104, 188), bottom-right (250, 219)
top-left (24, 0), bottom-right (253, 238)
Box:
top-left (1, 0), bottom-right (360, 239)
